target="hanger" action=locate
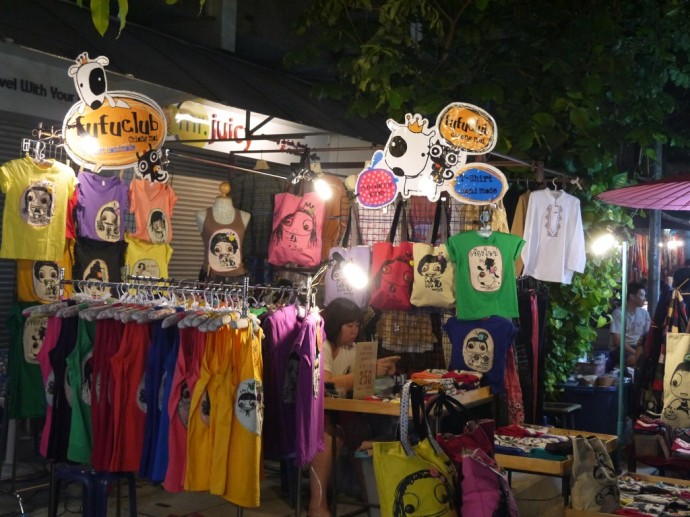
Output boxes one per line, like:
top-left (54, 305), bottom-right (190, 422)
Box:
top-left (477, 209), bottom-right (492, 238)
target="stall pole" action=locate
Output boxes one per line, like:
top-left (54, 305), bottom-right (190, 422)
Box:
top-left (616, 240), bottom-right (628, 468)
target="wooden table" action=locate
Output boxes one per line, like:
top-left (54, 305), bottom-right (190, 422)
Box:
top-left (321, 386), bottom-right (493, 517)
top-left (564, 472), bottom-right (690, 516)
top-left (495, 428), bottom-right (618, 503)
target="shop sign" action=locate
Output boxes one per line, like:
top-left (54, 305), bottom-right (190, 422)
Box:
top-left (449, 163), bottom-right (508, 205)
top-left (62, 53), bottom-right (166, 170)
top-left (355, 101), bottom-right (506, 207)
top-left (355, 150), bottom-right (398, 208)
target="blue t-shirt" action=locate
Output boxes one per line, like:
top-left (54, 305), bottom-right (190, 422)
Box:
top-left (444, 316), bottom-right (517, 394)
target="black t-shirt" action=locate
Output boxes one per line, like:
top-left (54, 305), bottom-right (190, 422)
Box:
top-left (73, 237), bottom-right (127, 298)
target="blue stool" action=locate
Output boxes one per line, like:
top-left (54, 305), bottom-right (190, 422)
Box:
top-left (51, 464), bottom-right (137, 517)
top-left (53, 463), bottom-right (98, 517)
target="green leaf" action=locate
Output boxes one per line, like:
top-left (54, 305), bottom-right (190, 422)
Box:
top-left (91, 0), bottom-right (109, 36)
top-left (569, 107), bottom-right (590, 129)
top-left (116, 0), bottom-right (129, 37)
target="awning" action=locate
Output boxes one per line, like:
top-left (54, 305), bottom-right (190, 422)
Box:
top-left (0, 0), bottom-right (388, 145)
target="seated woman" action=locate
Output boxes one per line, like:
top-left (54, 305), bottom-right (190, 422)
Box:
top-left (309, 297), bottom-right (400, 517)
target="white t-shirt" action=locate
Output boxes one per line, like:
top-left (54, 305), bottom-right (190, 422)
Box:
top-left (610, 306), bottom-right (651, 349)
top-left (323, 339), bottom-right (357, 376)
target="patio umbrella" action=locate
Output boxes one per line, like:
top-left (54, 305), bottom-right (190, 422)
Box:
top-left (597, 174), bottom-right (690, 209)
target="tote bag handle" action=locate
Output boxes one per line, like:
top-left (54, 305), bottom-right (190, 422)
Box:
top-left (425, 199), bottom-right (451, 245)
top-left (340, 203), bottom-right (364, 247)
top-left (388, 199), bottom-right (410, 244)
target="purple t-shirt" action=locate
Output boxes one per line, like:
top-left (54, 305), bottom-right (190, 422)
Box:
top-left (76, 172), bottom-right (129, 242)
top-left (444, 316), bottom-right (517, 394)
top-left (294, 312), bottom-right (325, 467)
top-left (260, 305), bottom-right (302, 460)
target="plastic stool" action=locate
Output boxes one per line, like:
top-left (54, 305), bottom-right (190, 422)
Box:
top-left (51, 464), bottom-right (138, 517)
top-left (53, 463), bottom-right (97, 517)
top-left (543, 402), bottom-right (582, 429)
top-left (95, 471), bottom-right (138, 517)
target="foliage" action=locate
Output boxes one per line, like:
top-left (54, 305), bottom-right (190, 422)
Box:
top-left (79, 0), bottom-right (203, 36)
top-left (287, 0), bottom-right (690, 394)
top-left (543, 179), bottom-right (634, 392)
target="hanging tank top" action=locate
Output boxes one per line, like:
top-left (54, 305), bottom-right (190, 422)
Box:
top-left (201, 207), bottom-right (247, 277)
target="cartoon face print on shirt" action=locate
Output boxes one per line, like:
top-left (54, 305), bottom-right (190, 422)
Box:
top-left (392, 469), bottom-right (456, 517)
top-left (417, 253), bottom-right (448, 292)
top-left (236, 379), bottom-right (263, 435)
top-left (148, 209), bottom-right (168, 243)
top-left (177, 380), bottom-right (192, 428)
top-left (133, 259), bottom-right (160, 279)
top-left (23, 315), bottom-right (47, 364)
top-left (95, 201), bottom-right (121, 241)
top-left (208, 230), bottom-right (240, 272)
top-left (33, 260), bottom-right (60, 302)
top-left (462, 328), bottom-right (494, 373)
top-left (468, 245), bottom-right (503, 291)
top-left (20, 183), bottom-right (55, 226)
top-left (373, 254), bottom-right (414, 297)
top-left (663, 353), bottom-right (690, 426)
top-left (81, 259), bottom-right (109, 299)
top-left (272, 203), bottom-right (318, 251)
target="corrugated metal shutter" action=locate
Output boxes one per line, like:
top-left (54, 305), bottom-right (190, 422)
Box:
top-left (0, 113), bottom-right (64, 350)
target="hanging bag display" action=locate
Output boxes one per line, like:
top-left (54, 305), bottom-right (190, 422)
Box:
top-left (662, 317), bottom-right (690, 429)
top-left (372, 381), bottom-right (458, 517)
top-left (461, 448), bottom-right (519, 517)
top-left (570, 435), bottom-right (620, 512)
top-left (268, 180), bottom-right (326, 268)
top-left (323, 204), bottom-right (371, 308)
top-left (369, 199), bottom-right (414, 311)
top-left (411, 199), bottom-right (456, 308)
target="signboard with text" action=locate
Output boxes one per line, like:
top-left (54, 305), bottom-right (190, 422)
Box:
top-left (353, 341), bottom-right (378, 400)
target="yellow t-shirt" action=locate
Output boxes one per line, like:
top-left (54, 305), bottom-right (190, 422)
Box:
top-left (0, 156), bottom-right (76, 260)
top-left (124, 234), bottom-right (173, 280)
top-left (16, 239), bottom-right (75, 303)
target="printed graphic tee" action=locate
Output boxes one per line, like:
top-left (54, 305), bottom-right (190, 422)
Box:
top-left (129, 179), bottom-right (178, 243)
top-left (444, 315), bottom-right (517, 394)
top-left (446, 231), bottom-right (525, 320)
top-left (76, 171), bottom-right (129, 242)
top-left (73, 237), bottom-right (127, 299)
top-left (200, 207), bottom-right (247, 277)
top-left (0, 156), bottom-right (76, 260)
top-left (16, 239), bottom-right (74, 303)
top-left (125, 234), bottom-right (173, 280)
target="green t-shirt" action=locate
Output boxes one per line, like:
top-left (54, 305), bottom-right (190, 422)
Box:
top-left (7, 301), bottom-right (47, 418)
top-left (66, 318), bottom-right (96, 463)
top-left (446, 231), bottom-right (525, 320)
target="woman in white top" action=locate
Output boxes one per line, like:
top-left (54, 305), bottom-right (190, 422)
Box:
top-left (309, 298), bottom-right (400, 517)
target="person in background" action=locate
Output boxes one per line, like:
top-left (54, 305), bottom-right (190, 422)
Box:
top-left (610, 282), bottom-right (652, 368)
top-left (309, 297), bottom-right (400, 517)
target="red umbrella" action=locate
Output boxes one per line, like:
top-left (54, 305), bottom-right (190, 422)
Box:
top-left (597, 174), bottom-right (690, 210)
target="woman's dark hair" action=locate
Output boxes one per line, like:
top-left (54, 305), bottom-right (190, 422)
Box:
top-left (321, 297), bottom-right (364, 343)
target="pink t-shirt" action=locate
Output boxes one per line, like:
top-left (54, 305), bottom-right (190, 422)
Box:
top-left (129, 179), bottom-right (178, 243)
top-left (37, 316), bottom-right (62, 457)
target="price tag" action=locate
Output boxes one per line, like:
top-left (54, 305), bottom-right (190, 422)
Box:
top-left (353, 341), bottom-right (378, 400)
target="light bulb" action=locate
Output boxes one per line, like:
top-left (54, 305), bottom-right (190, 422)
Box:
top-left (314, 178), bottom-right (332, 200)
top-left (591, 233), bottom-right (617, 255)
top-left (342, 261), bottom-right (369, 290)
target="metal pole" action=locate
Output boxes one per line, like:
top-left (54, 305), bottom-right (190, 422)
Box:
top-left (648, 142), bottom-right (663, 315)
top-left (616, 240), bottom-right (629, 468)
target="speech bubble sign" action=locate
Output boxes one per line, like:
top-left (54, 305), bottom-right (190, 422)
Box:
top-left (448, 163), bottom-right (508, 205)
top-left (435, 102), bottom-right (497, 155)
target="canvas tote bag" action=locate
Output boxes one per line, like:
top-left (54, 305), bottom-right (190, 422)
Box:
top-left (570, 435), bottom-right (619, 512)
top-left (411, 199), bottom-right (456, 308)
top-left (268, 180), bottom-right (326, 268)
top-left (662, 318), bottom-right (690, 429)
top-left (370, 199), bottom-right (414, 311)
top-left (323, 203), bottom-right (371, 308)
top-left (373, 381), bottom-right (458, 517)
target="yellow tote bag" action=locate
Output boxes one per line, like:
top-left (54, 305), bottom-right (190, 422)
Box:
top-left (373, 381), bottom-right (458, 517)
